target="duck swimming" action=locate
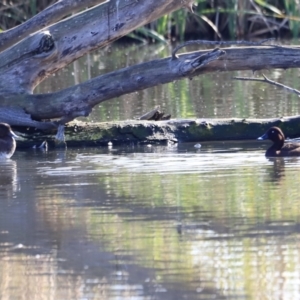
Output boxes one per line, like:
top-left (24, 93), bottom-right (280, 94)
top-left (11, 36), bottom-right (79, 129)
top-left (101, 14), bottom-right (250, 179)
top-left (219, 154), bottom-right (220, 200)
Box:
top-left (0, 123), bottom-right (19, 159)
top-left (258, 126), bottom-right (300, 157)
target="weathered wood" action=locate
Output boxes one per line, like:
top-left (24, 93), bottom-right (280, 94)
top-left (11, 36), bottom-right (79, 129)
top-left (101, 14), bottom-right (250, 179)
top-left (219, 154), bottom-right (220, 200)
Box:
top-left (1, 0), bottom-right (300, 135)
top-left (0, 0), bottom-right (107, 53)
top-left (138, 106), bottom-right (171, 121)
top-left (13, 116), bottom-right (300, 148)
top-left (0, 48), bottom-right (224, 126)
top-left (0, 0), bottom-right (196, 128)
top-left (2, 45), bottom-right (300, 127)
top-left (0, 0), bottom-right (192, 92)
top-left (138, 107), bottom-right (161, 120)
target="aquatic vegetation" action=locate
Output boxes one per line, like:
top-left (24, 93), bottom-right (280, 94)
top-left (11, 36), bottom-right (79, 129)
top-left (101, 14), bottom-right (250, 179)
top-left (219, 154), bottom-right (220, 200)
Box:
top-left (0, 1), bottom-right (299, 40)
top-left (148, 0), bottom-right (300, 41)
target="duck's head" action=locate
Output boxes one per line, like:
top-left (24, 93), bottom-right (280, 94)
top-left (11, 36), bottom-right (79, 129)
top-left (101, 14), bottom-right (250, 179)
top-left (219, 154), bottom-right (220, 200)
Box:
top-left (257, 126), bottom-right (285, 144)
top-left (0, 123), bottom-right (19, 139)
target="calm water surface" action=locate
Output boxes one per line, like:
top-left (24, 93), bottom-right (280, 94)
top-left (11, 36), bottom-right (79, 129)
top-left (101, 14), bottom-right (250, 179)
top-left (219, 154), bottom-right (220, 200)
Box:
top-left (1, 142), bottom-right (300, 300)
top-left (2, 43), bottom-right (300, 299)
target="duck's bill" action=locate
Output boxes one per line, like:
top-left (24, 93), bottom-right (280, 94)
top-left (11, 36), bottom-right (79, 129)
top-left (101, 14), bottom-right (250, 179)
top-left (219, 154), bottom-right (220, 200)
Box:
top-left (257, 133), bottom-right (268, 140)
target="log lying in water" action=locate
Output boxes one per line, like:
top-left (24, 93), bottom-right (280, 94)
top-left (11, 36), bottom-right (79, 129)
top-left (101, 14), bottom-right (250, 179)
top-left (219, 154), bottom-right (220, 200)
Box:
top-left (14, 115), bottom-right (300, 148)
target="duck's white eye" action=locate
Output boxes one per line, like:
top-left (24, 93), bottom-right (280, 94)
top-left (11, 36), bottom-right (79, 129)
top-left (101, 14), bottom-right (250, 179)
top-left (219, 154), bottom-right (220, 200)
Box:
top-left (271, 130), bottom-right (274, 134)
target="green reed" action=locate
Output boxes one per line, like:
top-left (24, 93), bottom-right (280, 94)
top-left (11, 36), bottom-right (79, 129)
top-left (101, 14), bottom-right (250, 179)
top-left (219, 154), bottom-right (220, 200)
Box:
top-left (1, 0), bottom-right (300, 40)
top-left (281, 0), bottom-right (300, 37)
top-left (149, 0), bottom-right (300, 41)
top-left (0, 0), bottom-right (56, 30)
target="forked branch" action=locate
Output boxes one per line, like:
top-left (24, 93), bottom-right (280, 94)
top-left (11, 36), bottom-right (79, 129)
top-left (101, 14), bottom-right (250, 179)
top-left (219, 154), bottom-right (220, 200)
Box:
top-left (233, 73), bottom-right (300, 96)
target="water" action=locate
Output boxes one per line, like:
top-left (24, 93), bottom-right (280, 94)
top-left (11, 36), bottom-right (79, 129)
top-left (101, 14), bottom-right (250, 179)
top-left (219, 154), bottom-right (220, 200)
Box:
top-left (2, 43), bottom-right (300, 299)
top-left (2, 141), bottom-right (300, 299)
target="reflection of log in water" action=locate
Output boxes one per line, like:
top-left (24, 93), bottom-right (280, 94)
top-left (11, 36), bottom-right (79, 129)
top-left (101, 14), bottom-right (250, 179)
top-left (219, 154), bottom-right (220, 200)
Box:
top-left (0, 160), bottom-right (18, 198)
top-left (12, 114), bottom-right (300, 148)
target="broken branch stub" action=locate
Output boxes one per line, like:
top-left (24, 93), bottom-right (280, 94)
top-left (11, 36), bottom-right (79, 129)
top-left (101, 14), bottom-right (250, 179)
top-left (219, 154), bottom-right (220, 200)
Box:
top-left (138, 107), bottom-right (171, 121)
top-left (177, 48), bottom-right (226, 76)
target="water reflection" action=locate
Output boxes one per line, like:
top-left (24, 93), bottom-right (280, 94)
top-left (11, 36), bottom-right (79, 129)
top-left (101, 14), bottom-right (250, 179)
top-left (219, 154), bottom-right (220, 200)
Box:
top-left (267, 157), bottom-right (286, 182)
top-left (0, 143), bottom-right (300, 299)
top-left (0, 159), bottom-right (18, 199)
top-left (10, 41), bottom-right (299, 299)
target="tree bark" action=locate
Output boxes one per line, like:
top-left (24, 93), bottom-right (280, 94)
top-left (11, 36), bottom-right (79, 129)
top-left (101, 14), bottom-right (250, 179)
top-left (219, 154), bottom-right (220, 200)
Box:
top-left (0, 0), bottom-right (193, 92)
top-left (1, 0), bottom-right (300, 147)
top-left (2, 44), bottom-right (300, 129)
top-left (0, 0), bottom-right (107, 53)
top-left (0, 0), bottom-right (195, 128)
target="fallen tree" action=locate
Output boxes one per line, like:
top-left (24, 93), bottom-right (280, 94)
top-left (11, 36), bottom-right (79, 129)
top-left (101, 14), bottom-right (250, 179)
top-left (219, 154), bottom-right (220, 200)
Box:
top-left (1, 0), bottom-right (300, 146)
top-left (0, 0), bottom-right (196, 129)
top-left (15, 115), bottom-right (300, 148)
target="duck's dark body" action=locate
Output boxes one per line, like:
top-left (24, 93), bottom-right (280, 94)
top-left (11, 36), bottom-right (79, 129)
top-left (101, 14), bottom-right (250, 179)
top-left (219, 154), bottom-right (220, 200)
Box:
top-left (258, 126), bottom-right (300, 157)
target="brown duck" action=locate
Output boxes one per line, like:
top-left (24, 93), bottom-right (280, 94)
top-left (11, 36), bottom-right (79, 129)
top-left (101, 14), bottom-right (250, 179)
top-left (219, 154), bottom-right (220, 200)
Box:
top-left (258, 126), bottom-right (300, 157)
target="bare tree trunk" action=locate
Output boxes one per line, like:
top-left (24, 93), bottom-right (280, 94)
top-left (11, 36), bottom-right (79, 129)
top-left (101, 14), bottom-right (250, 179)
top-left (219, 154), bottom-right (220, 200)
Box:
top-left (2, 43), bottom-right (300, 129)
top-left (0, 0), bottom-right (107, 53)
top-left (1, 0), bottom-right (300, 147)
top-left (0, 0), bottom-right (195, 128)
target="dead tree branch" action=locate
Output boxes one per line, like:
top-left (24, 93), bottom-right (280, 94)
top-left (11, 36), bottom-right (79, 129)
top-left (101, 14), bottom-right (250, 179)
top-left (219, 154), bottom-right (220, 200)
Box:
top-left (171, 38), bottom-right (274, 58)
top-left (233, 73), bottom-right (300, 96)
top-left (0, 0), bottom-right (107, 53)
top-left (0, 0), bottom-right (192, 93)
